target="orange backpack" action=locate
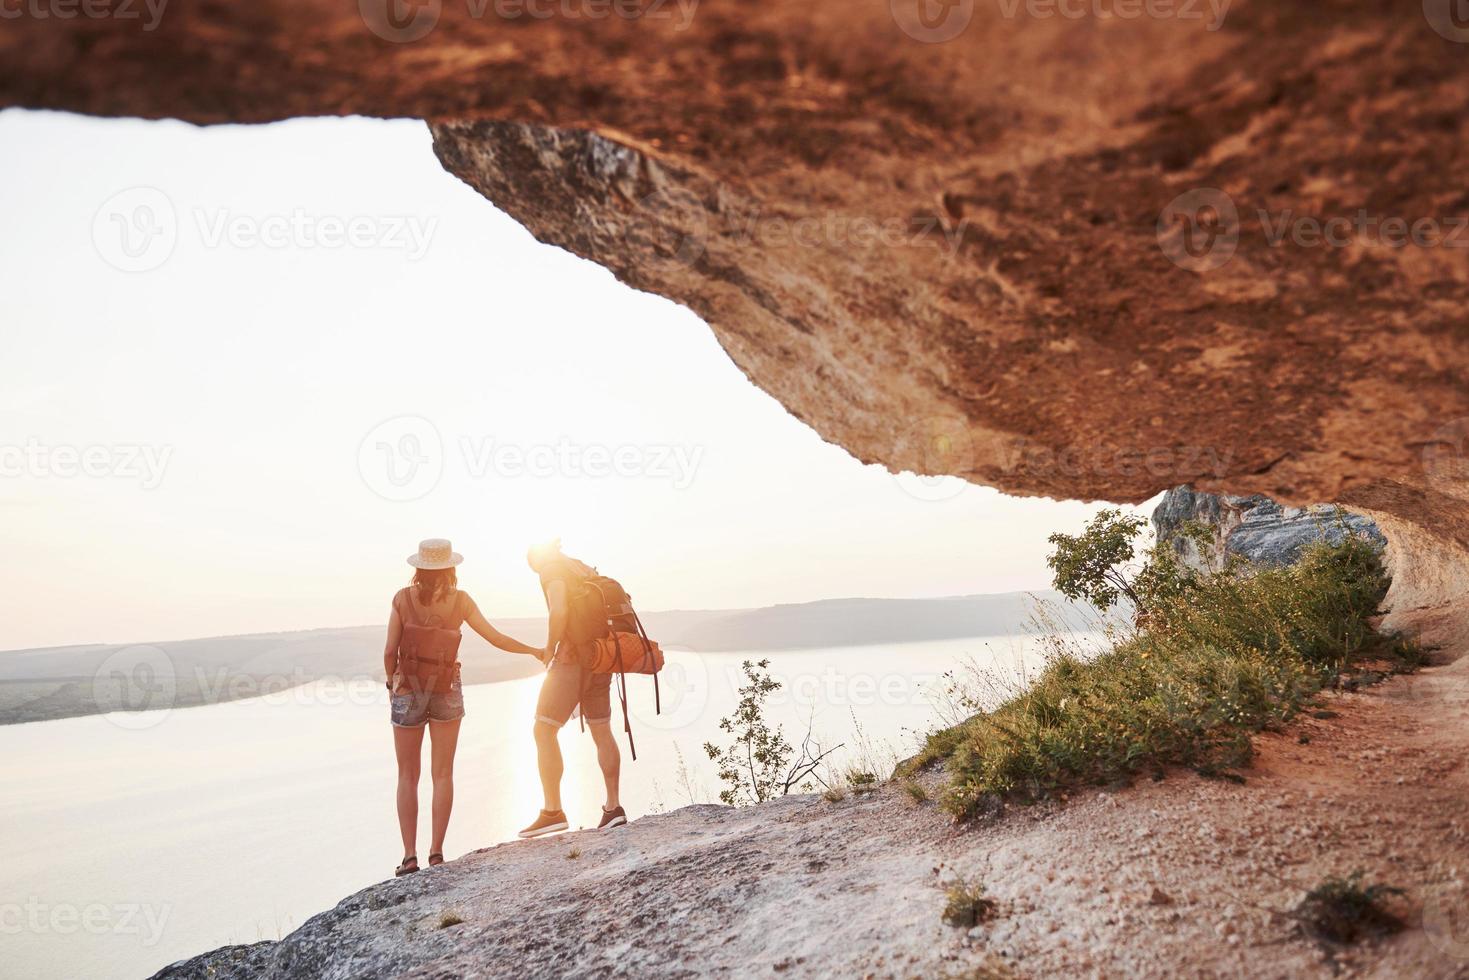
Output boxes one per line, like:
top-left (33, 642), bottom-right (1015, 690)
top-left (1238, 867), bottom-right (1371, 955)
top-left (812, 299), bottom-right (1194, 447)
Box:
top-left (584, 630), bottom-right (665, 675)
top-left (395, 590), bottom-right (462, 695)
top-left (552, 563), bottom-right (664, 759)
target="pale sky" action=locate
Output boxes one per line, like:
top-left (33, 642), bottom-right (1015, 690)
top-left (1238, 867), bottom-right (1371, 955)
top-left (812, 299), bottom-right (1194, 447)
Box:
top-left (0, 109), bottom-right (1146, 650)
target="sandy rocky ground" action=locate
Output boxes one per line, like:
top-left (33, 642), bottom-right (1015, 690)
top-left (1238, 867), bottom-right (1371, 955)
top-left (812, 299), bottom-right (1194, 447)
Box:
top-left (156, 644), bottom-right (1469, 980)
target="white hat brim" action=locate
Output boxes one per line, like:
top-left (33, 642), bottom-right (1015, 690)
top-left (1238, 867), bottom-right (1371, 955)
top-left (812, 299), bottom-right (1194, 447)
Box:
top-left (407, 553), bottom-right (463, 570)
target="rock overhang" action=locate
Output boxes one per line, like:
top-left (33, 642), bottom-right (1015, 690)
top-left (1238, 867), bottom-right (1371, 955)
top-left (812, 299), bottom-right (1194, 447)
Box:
top-left (2, 0), bottom-right (1465, 630)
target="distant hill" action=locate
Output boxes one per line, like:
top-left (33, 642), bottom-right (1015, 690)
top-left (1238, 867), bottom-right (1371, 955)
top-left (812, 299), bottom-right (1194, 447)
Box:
top-left (654, 591), bottom-right (1078, 651)
top-left (0, 592), bottom-right (1075, 726)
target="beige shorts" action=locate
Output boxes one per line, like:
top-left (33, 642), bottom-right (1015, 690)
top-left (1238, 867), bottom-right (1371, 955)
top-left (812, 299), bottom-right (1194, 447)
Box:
top-left (535, 652), bottom-right (612, 728)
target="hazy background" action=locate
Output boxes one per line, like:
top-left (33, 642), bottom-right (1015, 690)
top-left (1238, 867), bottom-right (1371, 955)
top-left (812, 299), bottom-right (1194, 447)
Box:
top-left (0, 110), bottom-right (1146, 650)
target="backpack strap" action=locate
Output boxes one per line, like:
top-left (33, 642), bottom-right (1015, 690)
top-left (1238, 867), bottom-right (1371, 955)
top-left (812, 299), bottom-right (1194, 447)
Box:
top-left (633, 609), bottom-right (661, 716)
top-left (391, 590), bottom-right (413, 682)
top-left (585, 576), bottom-right (638, 761)
top-left (405, 587), bottom-right (452, 628)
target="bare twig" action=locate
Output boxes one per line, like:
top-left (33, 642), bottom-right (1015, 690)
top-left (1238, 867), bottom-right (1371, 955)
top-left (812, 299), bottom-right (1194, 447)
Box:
top-left (782, 708), bottom-right (844, 794)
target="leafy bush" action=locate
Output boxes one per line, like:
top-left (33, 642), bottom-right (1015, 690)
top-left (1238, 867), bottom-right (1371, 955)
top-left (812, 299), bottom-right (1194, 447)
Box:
top-left (907, 535), bottom-right (1416, 819)
top-left (704, 659), bottom-right (841, 806)
top-left (1045, 509), bottom-right (1150, 612)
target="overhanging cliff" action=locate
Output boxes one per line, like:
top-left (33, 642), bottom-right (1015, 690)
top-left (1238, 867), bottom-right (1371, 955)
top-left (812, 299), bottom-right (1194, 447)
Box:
top-left (3, 0), bottom-right (1465, 630)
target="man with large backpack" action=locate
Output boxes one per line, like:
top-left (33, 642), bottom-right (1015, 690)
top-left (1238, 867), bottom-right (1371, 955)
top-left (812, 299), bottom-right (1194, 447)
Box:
top-left (517, 540), bottom-right (629, 838)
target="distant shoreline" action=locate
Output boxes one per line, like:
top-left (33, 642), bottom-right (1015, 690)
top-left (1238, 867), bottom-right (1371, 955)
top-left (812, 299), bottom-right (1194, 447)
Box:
top-left (0, 591), bottom-right (1090, 727)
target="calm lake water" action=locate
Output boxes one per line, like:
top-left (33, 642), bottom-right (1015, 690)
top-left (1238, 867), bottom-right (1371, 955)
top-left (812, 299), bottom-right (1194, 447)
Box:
top-left (4, 635), bottom-right (1073, 979)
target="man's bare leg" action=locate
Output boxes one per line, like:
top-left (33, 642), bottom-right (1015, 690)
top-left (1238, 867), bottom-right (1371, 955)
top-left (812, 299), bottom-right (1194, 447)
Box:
top-left (533, 719), bottom-right (564, 812)
top-left (588, 720), bottom-right (621, 811)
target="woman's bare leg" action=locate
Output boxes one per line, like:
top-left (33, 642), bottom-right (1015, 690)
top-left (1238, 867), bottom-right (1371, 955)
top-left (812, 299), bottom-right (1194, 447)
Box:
top-left (393, 724), bottom-right (425, 860)
top-left (428, 717), bottom-right (462, 856)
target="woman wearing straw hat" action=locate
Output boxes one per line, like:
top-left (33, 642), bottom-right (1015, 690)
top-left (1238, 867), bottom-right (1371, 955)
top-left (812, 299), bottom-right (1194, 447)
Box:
top-left (385, 539), bottom-right (542, 877)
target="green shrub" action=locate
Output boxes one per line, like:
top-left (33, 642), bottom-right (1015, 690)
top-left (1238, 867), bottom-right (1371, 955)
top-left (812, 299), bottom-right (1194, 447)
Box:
top-left (942, 878), bottom-right (998, 928)
top-left (705, 659), bottom-right (843, 806)
top-left (1292, 871), bottom-right (1405, 946)
top-left (908, 535), bottom-right (1416, 819)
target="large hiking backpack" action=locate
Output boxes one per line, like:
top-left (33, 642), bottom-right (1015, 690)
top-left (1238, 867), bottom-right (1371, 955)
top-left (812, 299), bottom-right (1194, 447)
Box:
top-left (558, 566), bottom-right (664, 759)
top-left (396, 591), bottom-right (462, 695)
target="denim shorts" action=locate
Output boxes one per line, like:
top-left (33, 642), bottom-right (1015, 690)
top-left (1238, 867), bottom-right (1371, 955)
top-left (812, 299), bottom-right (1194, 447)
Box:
top-left (390, 676), bottom-right (465, 728)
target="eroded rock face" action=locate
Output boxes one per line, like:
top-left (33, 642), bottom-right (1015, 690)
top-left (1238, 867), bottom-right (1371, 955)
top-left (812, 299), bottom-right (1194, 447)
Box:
top-left (1152, 485), bottom-right (1384, 569)
top-left (2, 0), bottom-right (1465, 608)
top-left (1151, 484), bottom-right (1467, 647)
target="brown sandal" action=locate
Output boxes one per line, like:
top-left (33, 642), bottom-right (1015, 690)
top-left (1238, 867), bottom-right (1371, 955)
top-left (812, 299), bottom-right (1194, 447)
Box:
top-left (395, 856), bottom-right (419, 877)
top-left (428, 853), bottom-right (445, 867)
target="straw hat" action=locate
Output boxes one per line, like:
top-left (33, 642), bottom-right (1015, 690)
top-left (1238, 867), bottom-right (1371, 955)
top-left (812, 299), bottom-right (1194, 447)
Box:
top-left (407, 539), bottom-right (463, 570)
